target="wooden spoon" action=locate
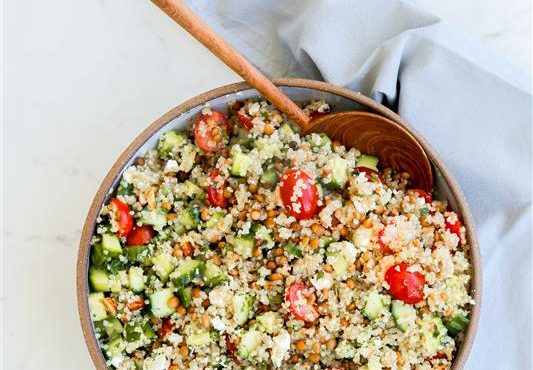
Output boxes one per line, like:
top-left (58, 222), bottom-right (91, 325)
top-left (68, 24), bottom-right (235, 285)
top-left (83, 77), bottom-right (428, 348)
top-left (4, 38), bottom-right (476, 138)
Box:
top-left (150, 0), bottom-right (433, 191)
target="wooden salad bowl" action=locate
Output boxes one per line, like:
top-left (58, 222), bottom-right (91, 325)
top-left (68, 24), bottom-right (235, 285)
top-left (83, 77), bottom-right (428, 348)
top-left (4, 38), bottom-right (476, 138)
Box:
top-left (77, 78), bottom-right (481, 370)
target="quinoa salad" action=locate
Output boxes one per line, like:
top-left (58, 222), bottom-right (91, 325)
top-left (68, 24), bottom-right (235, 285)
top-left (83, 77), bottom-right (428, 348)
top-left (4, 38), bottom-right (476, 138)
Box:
top-left (87, 99), bottom-right (473, 370)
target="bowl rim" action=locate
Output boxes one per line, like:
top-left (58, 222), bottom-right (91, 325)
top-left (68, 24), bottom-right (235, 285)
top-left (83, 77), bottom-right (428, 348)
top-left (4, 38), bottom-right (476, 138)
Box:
top-left (77, 77), bottom-right (482, 370)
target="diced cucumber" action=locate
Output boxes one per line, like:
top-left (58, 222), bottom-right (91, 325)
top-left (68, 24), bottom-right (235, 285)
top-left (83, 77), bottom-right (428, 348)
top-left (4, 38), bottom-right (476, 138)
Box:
top-left (257, 312), bottom-right (282, 334)
top-left (285, 241), bottom-right (303, 258)
top-left (205, 211), bottom-right (225, 229)
top-left (232, 293), bottom-right (254, 326)
top-left (253, 140), bottom-right (277, 158)
top-left (105, 337), bottom-right (125, 364)
top-left (238, 330), bottom-right (262, 359)
top-left (126, 245), bottom-right (152, 265)
top-left (327, 241), bottom-right (358, 279)
top-left (90, 243), bottom-right (106, 269)
top-left (171, 259), bottom-right (205, 288)
top-left (356, 154), bottom-right (379, 171)
top-left (102, 234), bottom-right (122, 257)
top-left (231, 152), bottom-right (252, 177)
top-left (177, 287), bottom-right (193, 307)
top-left (102, 317), bottom-right (123, 339)
top-left (89, 267), bottom-right (110, 292)
top-left (309, 133), bottom-right (332, 149)
top-left (250, 223), bottom-right (275, 249)
top-left (188, 332), bottom-right (212, 347)
top-left (143, 321), bottom-right (155, 339)
top-left (179, 144), bottom-right (198, 173)
top-left (260, 167), bottom-right (279, 187)
top-left (326, 156), bottom-right (349, 189)
top-left (128, 266), bottom-right (145, 292)
top-left (421, 315), bottom-right (447, 355)
top-left (184, 180), bottom-right (205, 198)
top-left (391, 300), bottom-right (417, 332)
top-left (233, 234), bottom-right (255, 259)
top-left (444, 276), bottom-right (467, 309)
top-left (124, 322), bottom-right (144, 342)
top-left (88, 292), bottom-right (108, 322)
top-left (151, 254), bottom-right (175, 282)
top-left (203, 261), bottom-right (227, 287)
top-left (149, 288), bottom-right (176, 318)
top-left (158, 131), bottom-right (188, 159)
top-left (139, 210), bottom-right (167, 229)
top-left (178, 206), bottom-right (200, 230)
top-left (444, 314), bottom-right (470, 337)
top-left (279, 123), bottom-right (295, 137)
top-left (320, 236), bottom-right (335, 248)
top-left (117, 182), bottom-right (133, 196)
top-left (363, 291), bottom-right (391, 320)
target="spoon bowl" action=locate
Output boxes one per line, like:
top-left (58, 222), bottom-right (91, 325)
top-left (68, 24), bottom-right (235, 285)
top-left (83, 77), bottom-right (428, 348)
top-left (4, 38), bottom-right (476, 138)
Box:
top-left (307, 111), bottom-right (433, 190)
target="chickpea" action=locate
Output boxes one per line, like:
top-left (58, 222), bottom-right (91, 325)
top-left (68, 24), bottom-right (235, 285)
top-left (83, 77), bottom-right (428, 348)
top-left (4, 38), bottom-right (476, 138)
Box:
top-left (311, 223), bottom-right (325, 236)
top-left (167, 296), bottom-right (180, 309)
top-left (269, 273), bottom-right (283, 281)
top-left (267, 209), bottom-right (278, 218)
top-left (295, 340), bottom-right (305, 351)
top-left (266, 260), bottom-right (277, 270)
top-left (192, 287), bottom-right (202, 299)
top-left (309, 353), bottom-right (321, 363)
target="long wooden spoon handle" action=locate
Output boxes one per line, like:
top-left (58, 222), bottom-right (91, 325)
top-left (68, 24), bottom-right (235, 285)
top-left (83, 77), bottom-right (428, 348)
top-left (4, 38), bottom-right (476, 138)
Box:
top-left (151, 0), bottom-right (310, 129)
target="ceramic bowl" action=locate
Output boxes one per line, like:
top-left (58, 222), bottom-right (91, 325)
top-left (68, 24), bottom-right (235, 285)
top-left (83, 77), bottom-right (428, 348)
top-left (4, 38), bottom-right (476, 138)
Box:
top-left (77, 78), bottom-right (481, 369)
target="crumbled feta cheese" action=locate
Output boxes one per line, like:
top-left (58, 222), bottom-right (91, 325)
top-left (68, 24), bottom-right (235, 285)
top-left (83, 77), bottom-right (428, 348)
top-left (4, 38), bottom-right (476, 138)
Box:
top-left (271, 330), bottom-right (291, 368)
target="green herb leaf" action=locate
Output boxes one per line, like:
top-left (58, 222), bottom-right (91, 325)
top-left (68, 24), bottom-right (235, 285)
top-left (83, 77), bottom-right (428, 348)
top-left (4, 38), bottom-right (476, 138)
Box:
top-left (286, 241), bottom-right (303, 258)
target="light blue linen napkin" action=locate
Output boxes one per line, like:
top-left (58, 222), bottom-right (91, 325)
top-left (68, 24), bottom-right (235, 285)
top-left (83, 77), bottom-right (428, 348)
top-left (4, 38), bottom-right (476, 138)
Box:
top-left (184, 1), bottom-right (532, 369)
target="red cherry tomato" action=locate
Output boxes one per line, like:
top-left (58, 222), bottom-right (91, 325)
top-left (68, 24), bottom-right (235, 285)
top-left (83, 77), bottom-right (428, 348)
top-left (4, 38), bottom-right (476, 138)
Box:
top-left (224, 333), bottom-right (240, 363)
top-left (385, 263), bottom-right (426, 304)
top-left (445, 219), bottom-right (462, 239)
top-left (279, 169), bottom-right (319, 220)
top-left (285, 284), bottom-right (319, 322)
top-left (193, 110), bottom-right (231, 152)
top-left (207, 168), bottom-right (229, 208)
top-left (110, 197), bottom-right (133, 237)
top-left (237, 112), bottom-right (254, 129)
top-left (377, 228), bottom-right (393, 254)
top-left (309, 111), bottom-right (328, 121)
top-left (426, 352), bottom-right (448, 365)
top-left (355, 166), bottom-right (385, 183)
top-left (126, 225), bottom-right (154, 246)
top-left (412, 189), bottom-right (433, 204)
top-left (157, 318), bottom-right (173, 339)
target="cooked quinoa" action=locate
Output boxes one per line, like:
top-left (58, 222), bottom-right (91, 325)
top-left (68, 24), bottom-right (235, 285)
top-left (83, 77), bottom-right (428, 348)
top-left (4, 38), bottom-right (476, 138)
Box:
top-left (87, 99), bottom-right (473, 370)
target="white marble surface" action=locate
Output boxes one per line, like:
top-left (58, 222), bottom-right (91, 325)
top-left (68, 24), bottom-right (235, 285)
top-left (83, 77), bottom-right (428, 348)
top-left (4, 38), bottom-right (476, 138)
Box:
top-left (2, 0), bottom-right (530, 369)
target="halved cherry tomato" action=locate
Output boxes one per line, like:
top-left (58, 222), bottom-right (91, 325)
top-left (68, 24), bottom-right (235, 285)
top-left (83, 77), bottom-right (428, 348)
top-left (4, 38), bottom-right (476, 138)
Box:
top-left (126, 225), bottom-right (154, 246)
top-left (109, 197), bottom-right (133, 237)
top-left (412, 189), bottom-right (433, 204)
top-left (157, 318), bottom-right (173, 338)
top-left (377, 228), bottom-right (393, 254)
top-left (309, 111), bottom-right (328, 121)
top-left (237, 112), bottom-right (253, 129)
top-left (445, 219), bottom-right (462, 239)
top-left (224, 333), bottom-right (240, 363)
top-left (285, 284), bottom-right (319, 322)
top-left (426, 352), bottom-right (448, 365)
top-left (193, 110), bottom-right (231, 152)
top-left (207, 168), bottom-right (229, 208)
top-left (355, 166), bottom-right (385, 183)
top-left (385, 263), bottom-right (426, 304)
top-left (279, 169), bottom-right (319, 220)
